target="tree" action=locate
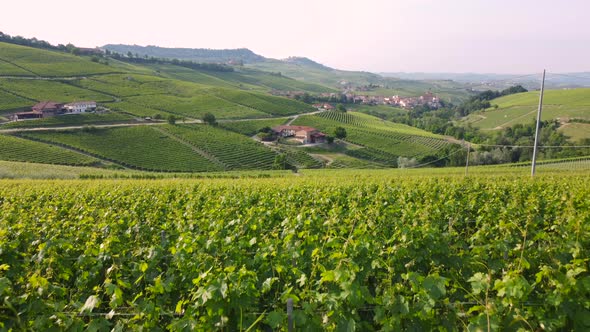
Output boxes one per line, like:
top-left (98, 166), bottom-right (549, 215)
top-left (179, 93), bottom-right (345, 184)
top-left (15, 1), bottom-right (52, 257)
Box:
top-left (167, 115), bottom-right (177, 125)
top-left (326, 136), bottom-right (335, 144)
top-left (334, 127), bottom-right (347, 140)
top-left (202, 112), bottom-right (217, 125)
top-left (273, 154), bottom-right (289, 170)
top-left (337, 104), bottom-right (347, 112)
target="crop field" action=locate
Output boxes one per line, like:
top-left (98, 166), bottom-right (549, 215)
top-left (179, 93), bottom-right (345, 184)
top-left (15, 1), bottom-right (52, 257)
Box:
top-left (0, 112), bottom-right (134, 128)
top-left (219, 118), bottom-right (288, 136)
top-left (209, 88), bottom-right (315, 116)
top-left (73, 74), bottom-right (218, 100)
top-left (293, 111), bottom-right (452, 159)
top-left (0, 90), bottom-right (33, 112)
top-left (0, 58), bottom-right (34, 76)
top-left (126, 94), bottom-right (269, 120)
top-left (463, 88), bottom-right (590, 130)
top-left (0, 134), bottom-right (98, 165)
top-left (0, 79), bottom-right (114, 105)
top-left (20, 127), bottom-right (223, 172)
top-left (160, 124), bottom-right (278, 170)
top-left (0, 174), bottom-right (588, 331)
top-left (0, 42), bottom-right (118, 76)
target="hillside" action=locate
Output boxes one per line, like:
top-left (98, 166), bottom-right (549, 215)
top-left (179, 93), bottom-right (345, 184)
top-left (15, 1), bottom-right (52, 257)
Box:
top-left (103, 44), bottom-right (266, 63)
top-left (0, 40), bottom-right (471, 172)
top-left (0, 42), bottom-right (118, 77)
top-left (100, 43), bottom-right (473, 101)
top-left (291, 111), bottom-right (455, 166)
top-left (461, 88), bottom-right (590, 141)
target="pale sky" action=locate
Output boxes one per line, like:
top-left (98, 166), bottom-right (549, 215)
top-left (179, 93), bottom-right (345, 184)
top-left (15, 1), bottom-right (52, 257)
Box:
top-left (2, 0), bottom-right (589, 74)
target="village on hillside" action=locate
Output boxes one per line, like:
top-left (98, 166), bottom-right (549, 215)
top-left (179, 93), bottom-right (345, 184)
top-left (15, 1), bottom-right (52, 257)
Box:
top-left (271, 90), bottom-right (442, 110)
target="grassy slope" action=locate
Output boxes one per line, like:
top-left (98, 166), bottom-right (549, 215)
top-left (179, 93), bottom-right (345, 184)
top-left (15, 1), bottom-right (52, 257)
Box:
top-left (0, 134), bottom-right (99, 165)
top-left (558, 122), bottom-right (590, 142)
top-left (21, 126), bottom-right (223, 172)
top-left (219, 118), bottom-right (289, 136)
top-left (0, 42), bottom-right (118, 76)
top-left (0, 112), bottom-right (135, 129)
top-left (292, 111), bottom-right (452, 159)
top-left (463, 88), bottom-right (590, 130)
top-left (161, 124), bottom-right (278, 170)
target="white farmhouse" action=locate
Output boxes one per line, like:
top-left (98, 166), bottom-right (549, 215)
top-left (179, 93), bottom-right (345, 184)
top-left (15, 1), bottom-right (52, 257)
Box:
top-left (63, 101), bottom-right (97, 114)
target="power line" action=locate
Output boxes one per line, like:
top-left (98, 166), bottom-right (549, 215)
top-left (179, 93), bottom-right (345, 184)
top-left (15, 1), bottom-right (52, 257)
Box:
top-left (474, 144), bottom-right (590, 148)
top-left (546, 73), bottom-right (590, 81)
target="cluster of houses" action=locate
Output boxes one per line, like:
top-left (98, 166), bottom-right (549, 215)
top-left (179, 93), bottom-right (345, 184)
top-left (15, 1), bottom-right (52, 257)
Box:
top-left (12, 101), bottom-right (97, 121)
top-left (312, 103), bottom-right (335, 111)
top-left (315, 91), bottom-right (442, 109)
top-left (271, 125), bottom-right (326, 144)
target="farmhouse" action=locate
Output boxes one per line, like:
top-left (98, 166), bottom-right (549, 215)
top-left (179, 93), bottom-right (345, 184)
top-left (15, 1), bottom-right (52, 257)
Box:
top-left (13, 111), bottom-right (43, 121)
top-left (272, 125), bottom-right (326, 144)
top-left (63, 101), bottom-right (97, 114)
top-left (32, 101), bottom-right (64, 117)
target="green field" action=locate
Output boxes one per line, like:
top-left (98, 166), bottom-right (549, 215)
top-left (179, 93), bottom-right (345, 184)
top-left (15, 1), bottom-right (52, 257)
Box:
top-left (0, 42), bottom-right (118, 76)
top-left (160, 124), bottom-right (278, 170)
top-left (0, 79), bottom-right (114, 104)
top-left (559, 122), bottom-right (590, 142)
top-left (1, 173), bottom-right (589, 330)
top-left (219, 118), bottom-right (288, 136)
top-left (0, 89), bottom-right (33, 112)
top-left (292, 111), bottom-right (453, 161)
top-left (0, 112), bottom-right (134, 128)
top-left (0, 134), bottom-right (99, 165)
top-left (463, 89), bottom-right (590, 138)
top-left (20, 126), bottom-right (223, 172)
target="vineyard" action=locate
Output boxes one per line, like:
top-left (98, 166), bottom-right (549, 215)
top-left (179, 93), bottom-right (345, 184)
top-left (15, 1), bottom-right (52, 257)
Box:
top-left (292, 111), bottom-right (454, 160)
top-left (160, 124), bottom-right (278, 170)
top-left (219, 118), bottom-right (288, 136)
top-left (0, 134), bottom-right (99, 165)
top-left (0, 90), bottom-right (32, 112)
top-left (0, 112), bottom-right (134, 129)
top-left (19, 127), bottom-right (223, 172)
top-left (0, 174), bottom-right (588, 330)
top-left (0, 42), bottom-right (118, 77)
top-left (0, 79), bottom-right (114, 104)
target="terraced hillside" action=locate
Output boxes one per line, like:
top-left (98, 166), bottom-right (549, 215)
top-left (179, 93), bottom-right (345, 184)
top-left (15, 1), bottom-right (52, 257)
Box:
top-left (462, 88), bottom-right (590, 141)
top-left (292, 111), bottom-right (454, 162)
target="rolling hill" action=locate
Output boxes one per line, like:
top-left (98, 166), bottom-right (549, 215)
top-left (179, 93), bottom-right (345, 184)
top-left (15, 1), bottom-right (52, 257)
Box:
top-left (0, 40), bottom-right (469, 173)
top-left (461, 88), bottom-right (590, 142)
top-left (100, 44), bottom-right (474, 102)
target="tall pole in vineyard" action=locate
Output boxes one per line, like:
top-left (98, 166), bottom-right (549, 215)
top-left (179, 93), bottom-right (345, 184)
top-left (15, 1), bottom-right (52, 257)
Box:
top-left (531, 70), bottom-right (546, 177)
top-left (465, 143), bottom-right (470, 176)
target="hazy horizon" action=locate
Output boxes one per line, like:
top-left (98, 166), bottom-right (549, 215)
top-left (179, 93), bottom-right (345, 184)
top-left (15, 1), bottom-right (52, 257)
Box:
top-left (2, 0), bottom-right (589, 74)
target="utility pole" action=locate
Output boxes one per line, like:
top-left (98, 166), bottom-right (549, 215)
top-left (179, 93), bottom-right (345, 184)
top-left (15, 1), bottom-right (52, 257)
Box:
top-left (465, 143), bottom-right (471, 176)
top-left (531, 70), bottom-right (546, 177)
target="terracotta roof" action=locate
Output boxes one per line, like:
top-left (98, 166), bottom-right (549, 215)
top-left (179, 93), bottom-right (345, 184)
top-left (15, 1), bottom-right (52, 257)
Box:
top-left (272, 125), bottom-right (319, 133)
top-left (32, 101), bottom-right (62, 111)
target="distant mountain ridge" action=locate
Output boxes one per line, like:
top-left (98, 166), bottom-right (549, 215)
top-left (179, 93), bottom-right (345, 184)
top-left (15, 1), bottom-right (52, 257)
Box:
top-left (102, 44), bottom-right (267, 64)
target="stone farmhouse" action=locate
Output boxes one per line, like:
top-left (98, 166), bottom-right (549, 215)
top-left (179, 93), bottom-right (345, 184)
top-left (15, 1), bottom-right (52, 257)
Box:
top-left (13, 101), bottom-right (97, 121)
top-left (272, 125), bottom-right (326, 144)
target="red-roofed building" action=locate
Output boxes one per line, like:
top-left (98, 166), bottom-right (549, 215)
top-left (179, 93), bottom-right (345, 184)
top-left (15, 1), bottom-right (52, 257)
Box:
top-left (272, 125), bottom-right (326, 144)
top-left (32, 101), bottom-right (64, 117)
